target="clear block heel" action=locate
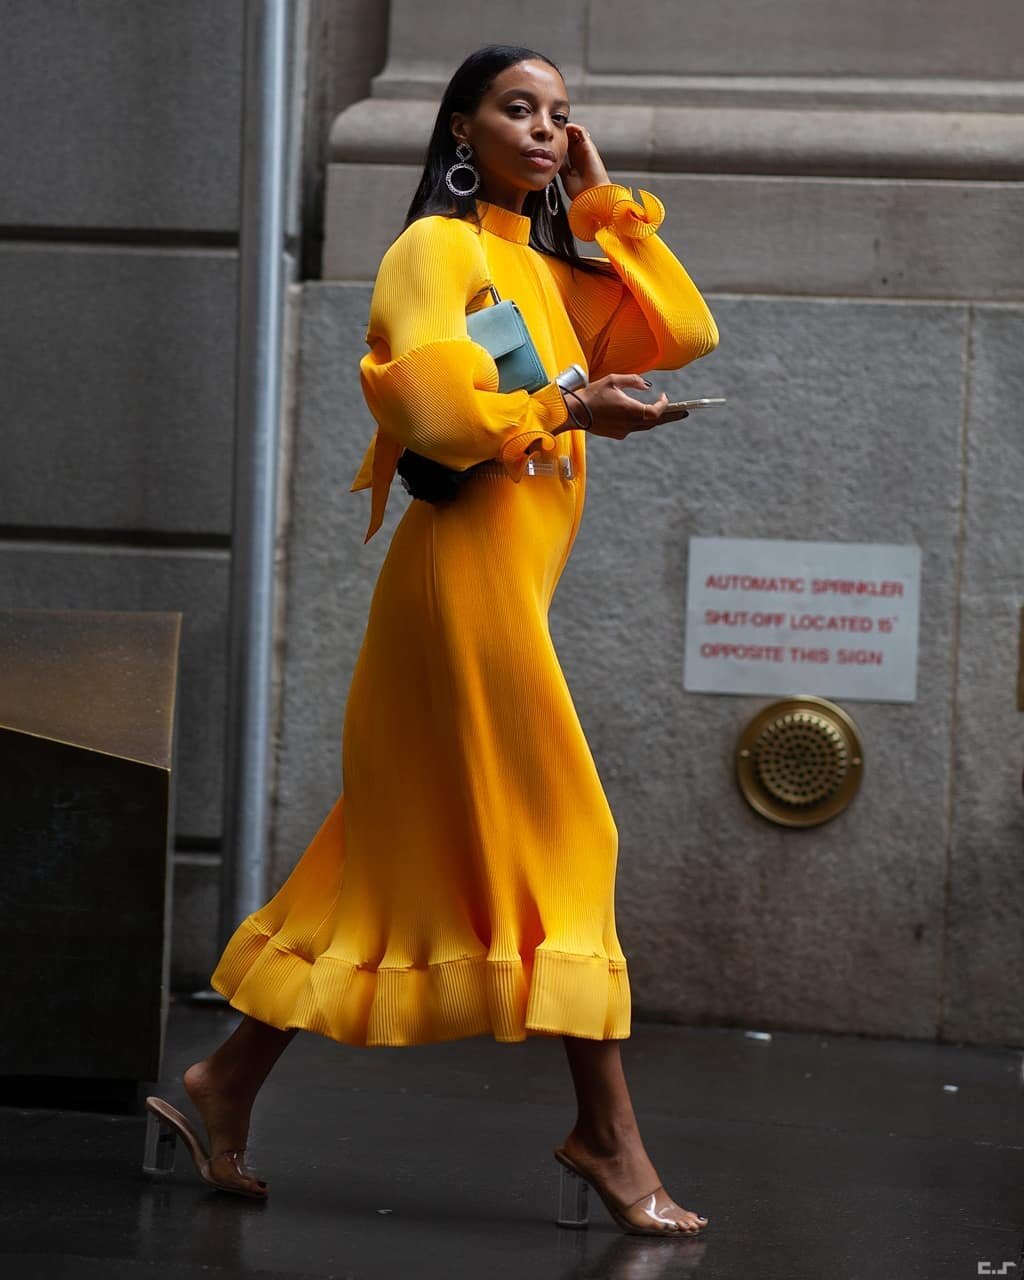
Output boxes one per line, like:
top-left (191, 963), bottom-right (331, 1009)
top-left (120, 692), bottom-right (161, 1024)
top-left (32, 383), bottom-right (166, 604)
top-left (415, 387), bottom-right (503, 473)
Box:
top-left (557, 1160), bottom-right (590, 1228)
top-left (143, 1109), bottom-right (177, 1175)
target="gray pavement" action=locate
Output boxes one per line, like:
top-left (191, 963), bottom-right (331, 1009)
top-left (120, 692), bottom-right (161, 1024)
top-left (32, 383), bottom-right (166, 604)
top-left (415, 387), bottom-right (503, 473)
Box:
top-left (1, 1000), bottom-right (1022, 1279)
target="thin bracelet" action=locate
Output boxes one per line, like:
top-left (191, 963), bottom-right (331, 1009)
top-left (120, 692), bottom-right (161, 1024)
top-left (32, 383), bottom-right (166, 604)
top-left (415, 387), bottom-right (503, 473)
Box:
top-left (562, 387), bottom-right (593, 431)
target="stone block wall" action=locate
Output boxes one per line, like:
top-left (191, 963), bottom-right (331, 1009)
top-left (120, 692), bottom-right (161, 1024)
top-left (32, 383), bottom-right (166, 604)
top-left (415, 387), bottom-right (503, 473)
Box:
top-left (0, 0), bottom-right (351, 990)
top-left (6, 0), bottom-right (1021, 1041)
top-left (285, 0), bottom-right (1024, 1044)
top-left (1, 1), bottom-right (246, 991)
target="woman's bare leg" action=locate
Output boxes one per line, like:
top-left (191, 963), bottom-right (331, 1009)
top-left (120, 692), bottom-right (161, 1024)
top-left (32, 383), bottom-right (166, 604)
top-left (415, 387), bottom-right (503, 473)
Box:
top-left (560, 1036), bottom-right (707, 1232)
top-left (183, 1014), bottom-right (298, 1160)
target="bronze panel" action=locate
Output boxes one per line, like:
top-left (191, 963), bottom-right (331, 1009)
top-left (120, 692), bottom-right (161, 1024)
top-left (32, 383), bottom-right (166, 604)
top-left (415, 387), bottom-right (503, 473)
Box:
top-left (0, 609), bottom-right (182, 1084)
top-left (0, 609), bottom-right (181, 768)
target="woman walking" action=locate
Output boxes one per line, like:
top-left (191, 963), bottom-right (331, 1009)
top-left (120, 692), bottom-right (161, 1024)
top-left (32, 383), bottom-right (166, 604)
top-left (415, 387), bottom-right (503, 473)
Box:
top-left (145, 43), bottom-right (718, 1238)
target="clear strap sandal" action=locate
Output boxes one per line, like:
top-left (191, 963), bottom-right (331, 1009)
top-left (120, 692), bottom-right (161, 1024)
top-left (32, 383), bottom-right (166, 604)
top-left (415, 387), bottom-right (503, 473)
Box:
top-left (553, 1146), bottom-right (707, 1237)
top-left (142, 1095), bottom-right (268, 1199)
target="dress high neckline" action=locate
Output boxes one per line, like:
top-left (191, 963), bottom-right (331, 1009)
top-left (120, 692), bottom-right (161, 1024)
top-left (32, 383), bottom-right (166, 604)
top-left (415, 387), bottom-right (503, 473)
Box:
top-left (474, 200), bottom-right (532, 245)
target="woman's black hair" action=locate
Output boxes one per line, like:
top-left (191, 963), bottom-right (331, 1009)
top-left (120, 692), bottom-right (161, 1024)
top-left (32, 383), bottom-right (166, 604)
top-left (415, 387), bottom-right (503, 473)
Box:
top-left (403, 44), bottom-right (617, 281)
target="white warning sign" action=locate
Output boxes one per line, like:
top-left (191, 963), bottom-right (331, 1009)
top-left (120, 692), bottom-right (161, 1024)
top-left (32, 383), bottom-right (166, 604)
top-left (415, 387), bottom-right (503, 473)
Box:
top-left (684, 538), bottom-right (921, 703)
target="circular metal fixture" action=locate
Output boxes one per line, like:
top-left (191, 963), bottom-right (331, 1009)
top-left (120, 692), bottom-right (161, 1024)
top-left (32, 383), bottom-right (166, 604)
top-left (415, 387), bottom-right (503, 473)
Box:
top-left (736, 696), bottom-right (863, 828)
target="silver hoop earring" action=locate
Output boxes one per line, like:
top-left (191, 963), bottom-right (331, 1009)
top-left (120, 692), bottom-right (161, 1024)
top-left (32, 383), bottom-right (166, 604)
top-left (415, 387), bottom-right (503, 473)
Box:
top-left (545, 179), bottom-right (560, 215)
top-left (445, 141), bottom-right (480, 196)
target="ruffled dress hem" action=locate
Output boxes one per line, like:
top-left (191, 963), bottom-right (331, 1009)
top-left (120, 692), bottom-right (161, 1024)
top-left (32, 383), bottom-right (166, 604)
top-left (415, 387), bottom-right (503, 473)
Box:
top-left (210, 917), bottom-right (631, 1047)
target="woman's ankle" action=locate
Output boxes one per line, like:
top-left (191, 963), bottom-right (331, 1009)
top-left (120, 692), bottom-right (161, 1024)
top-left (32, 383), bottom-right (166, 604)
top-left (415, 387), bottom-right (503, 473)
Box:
top-left (184, 1057), bottom-right (255, 1105)
top-left (568, 1113), bottom-right (642, 1157)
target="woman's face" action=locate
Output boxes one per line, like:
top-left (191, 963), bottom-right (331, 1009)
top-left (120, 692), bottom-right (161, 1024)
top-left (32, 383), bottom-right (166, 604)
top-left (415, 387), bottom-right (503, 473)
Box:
top-left (450, 59), bottom-right (570, 212)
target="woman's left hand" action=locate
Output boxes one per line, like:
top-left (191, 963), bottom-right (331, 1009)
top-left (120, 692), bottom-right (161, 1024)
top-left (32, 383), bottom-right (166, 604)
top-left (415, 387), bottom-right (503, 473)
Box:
top-left (558, 122), bottom-right (611, 201)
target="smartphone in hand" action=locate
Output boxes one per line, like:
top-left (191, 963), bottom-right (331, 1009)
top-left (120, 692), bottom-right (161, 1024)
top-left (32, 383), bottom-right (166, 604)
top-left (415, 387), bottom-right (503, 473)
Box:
top-left (625, 387), bottom-right (727, 412)
top-left (663, 397), bottom-right (727, 412)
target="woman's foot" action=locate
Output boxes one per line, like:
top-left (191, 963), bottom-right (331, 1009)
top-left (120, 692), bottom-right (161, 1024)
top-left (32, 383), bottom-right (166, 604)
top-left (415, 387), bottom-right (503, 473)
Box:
top-left (560, 1122), bottom-right (707, 1234)
top-left (176, 1016), bottom-right (296, 1197)
top-left (182, 1059), bottom-right (265, 1194)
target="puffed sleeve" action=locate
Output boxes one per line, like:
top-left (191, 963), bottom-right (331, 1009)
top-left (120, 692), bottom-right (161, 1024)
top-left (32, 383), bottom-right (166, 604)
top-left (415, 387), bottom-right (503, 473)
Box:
top-left (352, 215), bottom-right (570, 542)
top-left (548, 183), bottom-right (718, 382)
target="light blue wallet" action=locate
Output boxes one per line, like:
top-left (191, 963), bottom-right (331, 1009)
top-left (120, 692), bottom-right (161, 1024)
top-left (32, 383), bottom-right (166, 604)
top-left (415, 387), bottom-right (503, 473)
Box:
top-left (466, 285), bottom-right (549, 394)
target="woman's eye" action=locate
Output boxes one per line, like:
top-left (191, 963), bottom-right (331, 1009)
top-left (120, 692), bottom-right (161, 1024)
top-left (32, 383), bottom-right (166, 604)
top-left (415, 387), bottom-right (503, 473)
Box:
top-left (508, 105), bottom-right (569, 124)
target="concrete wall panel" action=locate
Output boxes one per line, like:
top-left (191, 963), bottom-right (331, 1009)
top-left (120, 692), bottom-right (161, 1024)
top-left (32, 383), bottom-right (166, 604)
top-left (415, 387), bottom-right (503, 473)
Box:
top-left (302, 0), bottom-right (1024, 1045)
top-left (275, 287), bottom-right (970, 1037)
top-left (269, 283), bottom-right (390, 888)
top-left (587, 0), bottom-right (1024, 80)
top-left (331, 97), bottom-right (1024, 180)
top-left (324, 163), bottom-right (1024, 301)
top-left (0, 0), bottom-right (243, 231)
top-left (379, 0), bottom-right (584, 87)
top-left (944, 305), bottom-right (1024, 1044)
top-left (0, 247), bottom-right (236, 534)
top-left (549, 295), bottom-right (966, 1037)
top-left (171, 857), bottom-right (221, 991)
top-left (369, 0), bottom-right (1024, 109)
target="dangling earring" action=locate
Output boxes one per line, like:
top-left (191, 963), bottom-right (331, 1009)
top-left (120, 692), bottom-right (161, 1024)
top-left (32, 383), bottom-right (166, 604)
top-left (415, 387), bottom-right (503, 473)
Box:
top-left (545, 179), bottom-right (560, 215)
top-left (445, 141), bottom-right (480, 196)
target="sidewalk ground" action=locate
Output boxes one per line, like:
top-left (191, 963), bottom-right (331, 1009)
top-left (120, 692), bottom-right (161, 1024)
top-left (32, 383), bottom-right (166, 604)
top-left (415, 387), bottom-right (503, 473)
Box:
top-left (1, 999), bottom-right (1022, 1279)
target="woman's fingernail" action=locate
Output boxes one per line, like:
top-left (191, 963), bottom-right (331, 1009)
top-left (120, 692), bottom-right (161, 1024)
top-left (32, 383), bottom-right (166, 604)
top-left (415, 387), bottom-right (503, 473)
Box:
top-left (642, 379), bottom-right (652, 387)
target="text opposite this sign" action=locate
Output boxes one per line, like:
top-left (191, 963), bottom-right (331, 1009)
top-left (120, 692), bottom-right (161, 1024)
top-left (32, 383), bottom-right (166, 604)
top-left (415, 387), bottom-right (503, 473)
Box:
top-left (684, 538), bottom-right (922, 703)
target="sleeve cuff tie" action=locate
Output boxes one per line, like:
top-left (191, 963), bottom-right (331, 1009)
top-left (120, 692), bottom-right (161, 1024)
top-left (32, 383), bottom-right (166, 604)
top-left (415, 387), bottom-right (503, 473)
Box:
top-left (567, 183), bottom-right (666, 242)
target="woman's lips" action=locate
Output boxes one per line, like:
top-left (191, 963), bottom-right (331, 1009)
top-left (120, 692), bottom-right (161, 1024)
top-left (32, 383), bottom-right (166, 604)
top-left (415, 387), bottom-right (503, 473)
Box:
top-left (523, 152), bottom-right (556, 169)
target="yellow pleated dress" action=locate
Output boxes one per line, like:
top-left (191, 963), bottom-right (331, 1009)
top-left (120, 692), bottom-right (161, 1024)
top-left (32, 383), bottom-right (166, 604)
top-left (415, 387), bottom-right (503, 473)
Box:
top-left (210, 182), bottom-right (718, 1046)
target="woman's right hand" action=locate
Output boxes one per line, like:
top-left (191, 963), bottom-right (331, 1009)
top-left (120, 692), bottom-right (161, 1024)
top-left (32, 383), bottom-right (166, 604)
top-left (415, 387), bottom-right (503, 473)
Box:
top-left (558, 373), bottom-right (689, 439)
